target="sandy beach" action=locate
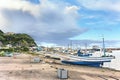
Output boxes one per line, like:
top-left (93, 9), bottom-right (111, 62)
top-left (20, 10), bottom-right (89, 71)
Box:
top-left (0, 53), bottom-right (120, 80)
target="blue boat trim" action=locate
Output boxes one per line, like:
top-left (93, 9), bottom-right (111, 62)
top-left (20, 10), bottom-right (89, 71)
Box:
top-left (62, 60), bottom-right (105, 67)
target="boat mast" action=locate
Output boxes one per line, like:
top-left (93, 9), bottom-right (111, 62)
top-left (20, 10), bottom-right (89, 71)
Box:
top-left (102, 36), bottom-right (105, 56)
top-left (85, 43), bottom-right (87, 53)
top-left (70, 40), bottom-right (72, 52)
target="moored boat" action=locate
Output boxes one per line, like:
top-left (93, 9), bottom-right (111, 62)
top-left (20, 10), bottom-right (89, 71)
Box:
top-left (61, 54), bottom-right (114, 67)
top-left (61, 37), bottom-right (115, 67)
top-left (61, 48), bottom-right (114, 67)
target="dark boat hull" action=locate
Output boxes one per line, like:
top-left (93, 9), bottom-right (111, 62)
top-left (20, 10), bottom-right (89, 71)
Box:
top-left (62, 60), bottom-right (104, 67)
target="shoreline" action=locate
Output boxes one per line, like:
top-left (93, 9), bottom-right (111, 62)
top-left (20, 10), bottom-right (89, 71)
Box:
top-left (0, 53), bottom-right (120, 80)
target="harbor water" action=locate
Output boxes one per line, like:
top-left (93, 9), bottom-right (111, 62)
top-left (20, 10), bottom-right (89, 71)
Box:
top-left (103, 50), bottom-right (120, 71)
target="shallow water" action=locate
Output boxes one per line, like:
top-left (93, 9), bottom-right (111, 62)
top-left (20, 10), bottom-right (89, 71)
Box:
top-left (102, 51), bottom-right (120, 70)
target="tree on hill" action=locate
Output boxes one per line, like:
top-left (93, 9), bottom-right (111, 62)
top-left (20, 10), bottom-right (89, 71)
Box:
top-left (0, 30), bottom-right (5, 45)
top-left (0, 30), bottom-right (4, 35)
top-left (0, 30), bottom-right (37, 47)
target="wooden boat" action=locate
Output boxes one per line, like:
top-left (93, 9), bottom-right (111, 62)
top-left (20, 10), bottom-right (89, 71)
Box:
top-left (61, 55), bottom-right (114, 67)
top-left (62, 37), bottom-right (115, 67)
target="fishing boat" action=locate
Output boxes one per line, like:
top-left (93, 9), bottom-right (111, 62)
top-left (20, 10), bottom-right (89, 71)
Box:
top-left (61, 55), bottom-right (114, 67)
top-left (61, 50), bottom-right (115, 67)
top-left (61, 37), bottom-right (115, 67)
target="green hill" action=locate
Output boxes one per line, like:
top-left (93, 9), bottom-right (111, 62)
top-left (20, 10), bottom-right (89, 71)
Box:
top-left (0, 30), bottom-right (37, 47)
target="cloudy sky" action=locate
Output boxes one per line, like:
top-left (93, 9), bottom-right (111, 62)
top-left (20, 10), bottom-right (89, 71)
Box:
top-left (0, 0), bottom-right (120, 48)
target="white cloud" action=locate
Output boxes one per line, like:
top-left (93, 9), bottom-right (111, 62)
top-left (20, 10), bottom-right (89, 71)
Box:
top-left (65, 5), bottom-right (80, 16)
top-left (0, 0), bottom-right (40, 17)
top-left (39, 42), bottom-right (57, 47)
top-left (0, 0), bottom-right (86, 45)
top-left (111, 42), bottom-right (120, 48)
top-left (78, 0), bottom-right (120, 12)
top-left (77, 0), bottom-right (120, 29)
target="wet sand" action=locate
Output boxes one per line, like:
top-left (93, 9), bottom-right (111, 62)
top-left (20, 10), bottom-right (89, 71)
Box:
top-left (0, 53), bottom-right (120, 80)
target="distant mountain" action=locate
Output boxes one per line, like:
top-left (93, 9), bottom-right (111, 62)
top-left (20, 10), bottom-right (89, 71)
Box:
top-left (0, 30), bottom-right (37, 47)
